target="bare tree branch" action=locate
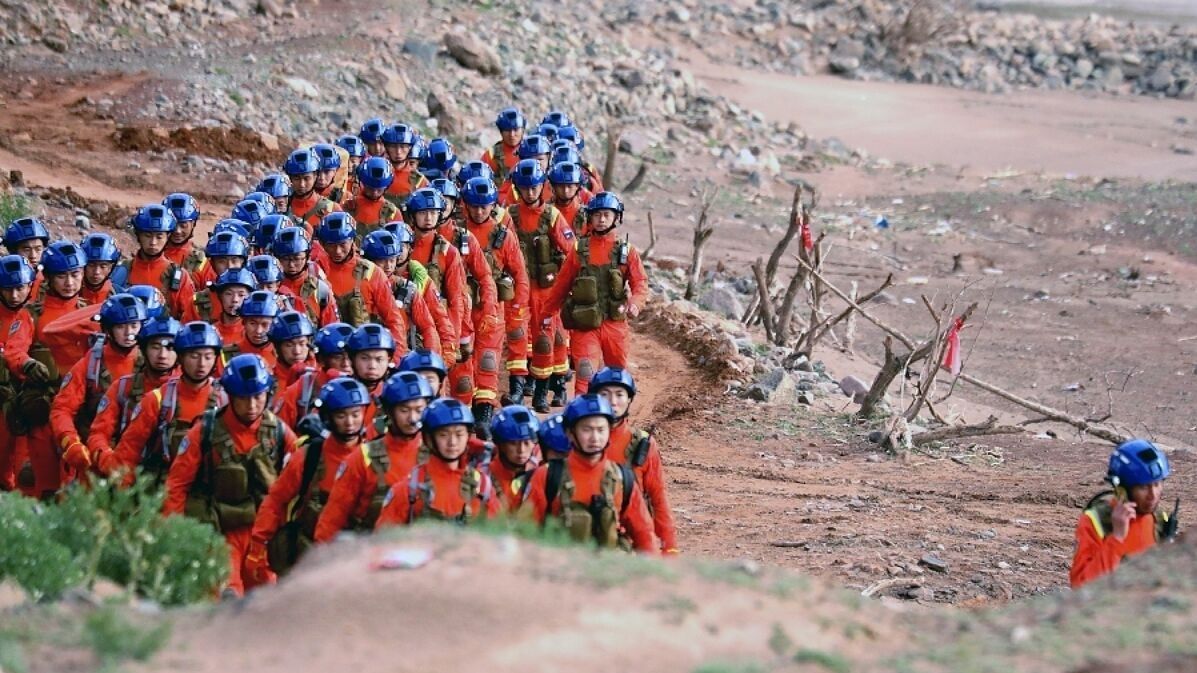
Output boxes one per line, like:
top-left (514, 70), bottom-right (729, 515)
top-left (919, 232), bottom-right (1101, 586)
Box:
top-left (684, 190), bottom-right (717, 301)
top-left (642, 211), bottom-right (658, 261)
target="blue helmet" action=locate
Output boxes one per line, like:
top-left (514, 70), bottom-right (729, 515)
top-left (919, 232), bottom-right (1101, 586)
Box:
top-left (491, 404), bottom-right (540, 443)
top-left (205, 231), bottom-right (250, 259)
top-left (362, 230), bottom-right (404, 262)
top-left (247, 254), bottom-right (284, 285)
top-left (4, 217), bottom-right (50, 249)
top-left (382, 221), bottom-right (415, 246)
top-left (517, 134), bottom-right (551, 159)
top-left (220, 353), bottom-right (274, 397)
top-left (316, 212), bottom-right (357, 244)
top-left (137, 316), bottom-right (182, 346)
top-left (585, 191), bottom-right (625, 216)
top-left (511, 159), bottom-right (547, 188)
top-left (550, 145), bottom-right (581, 167)
top-left (542, 110), bottom-right (572, 130)
top-left (212, 267), bottom-right (258, 293)
top-left (212, 218), bottom-right (253, 240)
top-left (175, 321), bottom-right (222, 352)
top-left (347, 323), bottom-right (395, 354)
top-left (380, 370), bottom-right (435, 407)
top-left (128, 285), bottom-right (166, 320)
top-left (284, 148), bottom-right (320, 176)
top-left (456, 160), bottom-right (494, 186)
top-left (336, 134), bottom-right (366, 159)
top-left (405, 188), bottom-right (445, 214)
top-left (270, 226), bottom-right (310, 257)
top-left (314, 322), bottom-right (354, 356)
top-left (399, 348), bottom-right (447, 379)
top-left (429, 178), bottom-right (460, 202)
top-left (162, 193), bottom-right (200, 223)
top-left (359, 118), bottom-right (386, 144)
top-left (81, 232), bottom-right (121, 264)
top-left (495, 107), bottom-right (526, 131)
top-left (563, 393), bottom-right (615, 427)
top-left (231, 199), bottom-right (273, 228)
top-left (242, 191), bottom-right (275, 209)
top-left (461, 177), bottom-right (498, 207)
top-left (269, 310), bottom-right (315, 343)
top-left (356, 156), bottom-right (394, 191)
top-left (407, 139), bottom-right (427, 162)
top-left (536, 122), bottom-right (559, 143)
top-left (97, 293), bottom-right (147, 328)
top-left (256, 174), bottom-right (292, 199)
top-left (316, 376), bottom-right (371, 414)
top-left (41, 241), bottom-right (87, 274)
top-left (1108, 439), bottom-right (1171, 489)
top-left (556, 125), bottom-right (584, 152)
top-left (240, 290), bottom-right (281, 319)
top-left (313, 143), bottom-right (341, 171)
top-left (381, 123), bottom-right (417, 146)
top-left (537, 413), bottom-right (570, 453)
top-left (131, 204), bottom-right (177, 233)
top-left (590, 367), bottom-right (636, 397)
top-left (254, 214), bottom-right (290, 250)
top-left (422, 397), bottom-right (474, 432)
top-left (548, 161), bottom-right (583, 186)
top-left (0, 254), bottom-right (36, 288)
top-left (421, 138), bottom-right (456, 174)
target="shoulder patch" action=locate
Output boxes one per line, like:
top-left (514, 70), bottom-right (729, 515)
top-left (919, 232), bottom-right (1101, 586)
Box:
top-left (96, 396), bottom-right (109, 414)
top-left (8, 321), bottom-right (19, 335)
top-left (176, 437), bottom-right (189, 456)
top-left (382, 485), bottom-right (395, 507)
top-left (129, 402), bottom-right (142, 421)
top-left (282, 452), bottom-right (294, 468)
top-left (335, 461), bottom-right (348, 480)
top-left (563, 228), bottom-right (575, 240)
top-left (61, 372), bottom-right (73, 387)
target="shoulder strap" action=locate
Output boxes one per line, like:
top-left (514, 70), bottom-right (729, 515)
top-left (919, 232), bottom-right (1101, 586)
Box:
top-left (619, 463), bottom-right (634, 515)
top-left (544, 459), bottom-right (565, 510)
top-left (490, 221), bottom-right (507, 250)
top-left (297, 433), bottom-right (324, 506)
top-left (85, 340), bottom-right (105, 389)
top-left (630, 430), bottom-right (651, 468)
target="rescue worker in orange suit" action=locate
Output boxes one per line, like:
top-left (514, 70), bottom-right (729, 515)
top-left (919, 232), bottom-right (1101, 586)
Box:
top-left (190, 230), bottom-right (251, 292)
top-left (498, 135), bottom-right (553, 207)
top-left (162, 192), bottom-right (206, 274)
top-left (79, 232), bottom-right (120, 305)
top-left (554, 123), bottom-right (605, 194)
top-left (101, 321), bottom-right (226, 484)
top-left (247, 254), bottom-right (289, 302)
top-left (336, 135), bottom-right (366, 199)
top-left (182, 267), bottom-right (258, 349)
top-left (314, 370), bottom-right (435, 542)
top-left (381, 222), bottom-right (456, 364)
top-left (399, 348), bottom-right (449, 398)
top-left (543, 192), bottom-right (649, 396)
top-left (518, 394), bottom-right (657, 552)
top-left (109, 204), bottom-right (196, 318)
top-left (407, 189), bottom-right (470, 380)
top-left (590, 367), bottom-right (678, 554)
top-left (537, 412), bottom-right (570, 462)
top-left (461, 177), bottom-right (532, 409)
top-left (273, 322), bottom-right (353, 428)
top-left (255, 174), bottom-right (293, 218)
top-left (269, 310), bottom-right (316, 391)
top-left (344, 156), bottom-right (401, 239)
top-left (488, 405), bottom-right (543, 513)
top-left (1070, 439), bottom-right (1178, 589)
top-left (312, 143), bottom-right (347, 205)
top-left (481, 107), bottom-right (525, 185)
top-left (247, 376), bottom-right (369, 579)
top-left (3, 217), bottom-right (49, 270)
top-left (381, 124), bottom-right (429, 206)
top-left (86, 316), bottom-right (180, 478)
top-left (361, 230), bottom-right (442, 355)
top-left (229, 290), bottom-right (284, 370)
top-left (164, 354), bottom-right (299, 597)
top-left (0, 254), bottom-right (38, 491)
top-left (547, 160), bottom-right (594, 231)
top-left (358, 118), bottom-right (386, 159)
top-left (315, 213), bottom-right (407, 347)
top-left (374, 398), bottom-right (500, 528)
top-left (346, 323), bottom-right (399, 439)
top-left (272, 226), bottom-right (339, 328)
top-left (505, 159), bottom-right (575, 413)
top-left (52, 293), bottom-right (148, 481)
top-left (430, 179), bottom-right (502, 433)
top-left (283, 148), bottom-right (341, 235)
top-left (15, 241), bottom-right (92, 499)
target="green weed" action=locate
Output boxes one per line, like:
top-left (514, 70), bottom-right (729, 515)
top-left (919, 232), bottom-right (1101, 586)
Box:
top-left (83, 605), bottom-right (170, 665)
top-left (0, 193), bottom-right (32, 225)
top-left (692, 661), bottom-right (766, 673)
top-left (793, 648), bottom-right (851, 673)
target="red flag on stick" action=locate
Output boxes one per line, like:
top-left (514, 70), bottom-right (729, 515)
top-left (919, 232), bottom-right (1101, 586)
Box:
top-left (799, 213), bottom-right (814, 252)
top-left (942, 316), bottom-right (965, 376)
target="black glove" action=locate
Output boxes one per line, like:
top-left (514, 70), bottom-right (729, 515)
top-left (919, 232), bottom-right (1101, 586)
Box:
top-left (295, 414), bottom-right (327, 444)
top-left (22, 359), bottom-right (50, 383)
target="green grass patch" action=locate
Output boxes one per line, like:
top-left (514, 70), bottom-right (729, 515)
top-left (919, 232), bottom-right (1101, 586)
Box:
top-left (793, 647), bottom-right (851, 673)
top-left (83, 605), bottom-right (170, 666)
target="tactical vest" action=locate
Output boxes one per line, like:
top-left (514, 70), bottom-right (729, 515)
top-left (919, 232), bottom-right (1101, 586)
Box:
top-left (416, 235), bottom-right (454, 296)
top-left (382, 172), bottom-right (427, 208)
top-left (562, 236), bottom-right (629, 330)
top-left (110, 259), bottom-right (185, 299)
top-left (21, 288), bottom-right (89, 426)
top-left (183, 408), bottom-right (284, 532)
top-left (543, 459), bottom-right (635, 549)
top-left (290, 196), bottom-right (336, 229)
top-left (113, 371), bottom-right (150, 440)
top-left (490, 142), bottom-right (512, 183)
top-left (1083, 491), bottom-right (1177, 545)
top-left (144, 379), bottom-right (227, 482)
top-left (354, 438), bottom-right (428, 530)
top-left (404, 462), bottom-right (493, 524)
top-left (509, 206), bottom-right (564, 289)
top-left (296, 266), bottom-right (333, 325)
top-left (470, 221), bottom-right (516, 304)
top-left (192, 289), bottom-right (216, 322)
top-left (350, 199), bottom-right (400, 237)
top-left (75, 339), bottom-right (143, 443)
top-left (183, 247), bottom-right (206, 274)
top-left (335, 259), bottom-right (381, 327)
top-left (391, 276), bottom-right (423, 350)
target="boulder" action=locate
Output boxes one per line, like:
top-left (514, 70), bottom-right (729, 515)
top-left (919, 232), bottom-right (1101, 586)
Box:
top-left (745, 368), bottom-right (798, 406)
top-left (426, 87), bottom-right (464, 137)
top-left (444, 31), bottom-right (502, 76)
top-left (698, 285), bottom-right (746, 321)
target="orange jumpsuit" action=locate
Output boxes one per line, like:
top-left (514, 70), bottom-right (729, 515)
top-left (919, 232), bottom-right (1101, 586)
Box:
top-left (164, 239), bottom-right (204, 272)
top-left (410, 231), bottom-right (470, 371)
top-left (553, 188), bottom-right (594, 232)
top-left (383, 165), bottom-right (428, 205)
top-left (323, 252), bottom-right (407, 346)
top-left (344, 195), bottom-right (400, 237)
top-left (103, 376), bottom-right (218, 477)
top-left (0, 302), bottom-right (32, 491)
top-left (229, 336), bottom-right (277, 371)
top-left (488, 452), bottom-right (541, 513)
top-left (36, 304), bottom-right (101, 377)
top-left (607, 422), bottom-right (677, 552)
top-left (544, 233), bottom-right (648, 393)
top-left (49, 342), bottom-right (142, 479)
top-left (190, 259), bottom-right (218, 292)
top-left (509, 201), bottom-right (574, 380)
top-left (122, 253), bottom-right (196, 319)
top-left (280, 263), bottom-right (339, 328)
top-left (274, 357), bottom-right (316, 393)
top-left (498, 179), bottom-right (551, 208)
top-left (519, 452), bottom-right (658, 552)
top-left (1069, 500), bottom-right (1161, 589)
top-left (163, 410), bottom-right (299, 596)
top-left (437, 223), bottom-right (500, 405)
top-left (250, 434), bottom-right (358, 547)
top-left (287, 192), bottom-right (341, 233)
top-left (374, 456), bottom-right (500, 527)
top-left (481, 141), bottom-right (520, 182)
top-left (463, 210), bottom-right (532, 389)
top-left (80, 280), bottom-right (113, 305)
top-left (388, 270), bottom-right (443, 357)
top-left (87, 368), bottom-right (173, 473)
top-left (398, 263), bottom-right (456, 367)
top-left (313, 431), bottom-right (424, 542)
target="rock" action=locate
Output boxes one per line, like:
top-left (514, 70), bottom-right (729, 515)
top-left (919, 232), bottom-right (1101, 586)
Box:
top-left (256, 0), bottom-right (283, 17)
top-left (1072, 58), bottom-right (1094, 80)
top-left (403, 39), bottom-right (438, 65)
top-left (426, 87), bottom-right (463, 136)
top-left (368, 66), bottom-right (408, 101)
top-left (282, 77), bottom-right (319, 98)
top-left (919, 553), bottom-right (948, 573)
top-left (444, 30), bottom-right (502, 76)
top-left (42, 34), bottom-right (68, 53)
top-left (829, 56), bottom-right (860, 76)
top-left (615, 67), bottom-right (647, 89)
top-left (617, 130), bottom-right (653, 156)
top-left (698, 285), bottom-right (746, 321)
top-left (667, 7), bottom-right (690, 23)
top-left (256, 131), bottom-right (279, 152)
top-left (1146, 66), bottom-right (1174, 93)
top-left (745, 368), bottom-right (798, 406)
top-left (796, 391), bottom-right (814, 405)
top-left (839, 375), bottom-right (870, 403)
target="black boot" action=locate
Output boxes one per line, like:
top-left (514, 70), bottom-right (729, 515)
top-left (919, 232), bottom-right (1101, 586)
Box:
top-left (503, 373), bottom-right (527, 406)
top-left (472, 403), bottom-right (494, 441)
top-left (531, 377), bottom-right (550, 413)
top-left (548, 373), bottom-right (567, 408)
